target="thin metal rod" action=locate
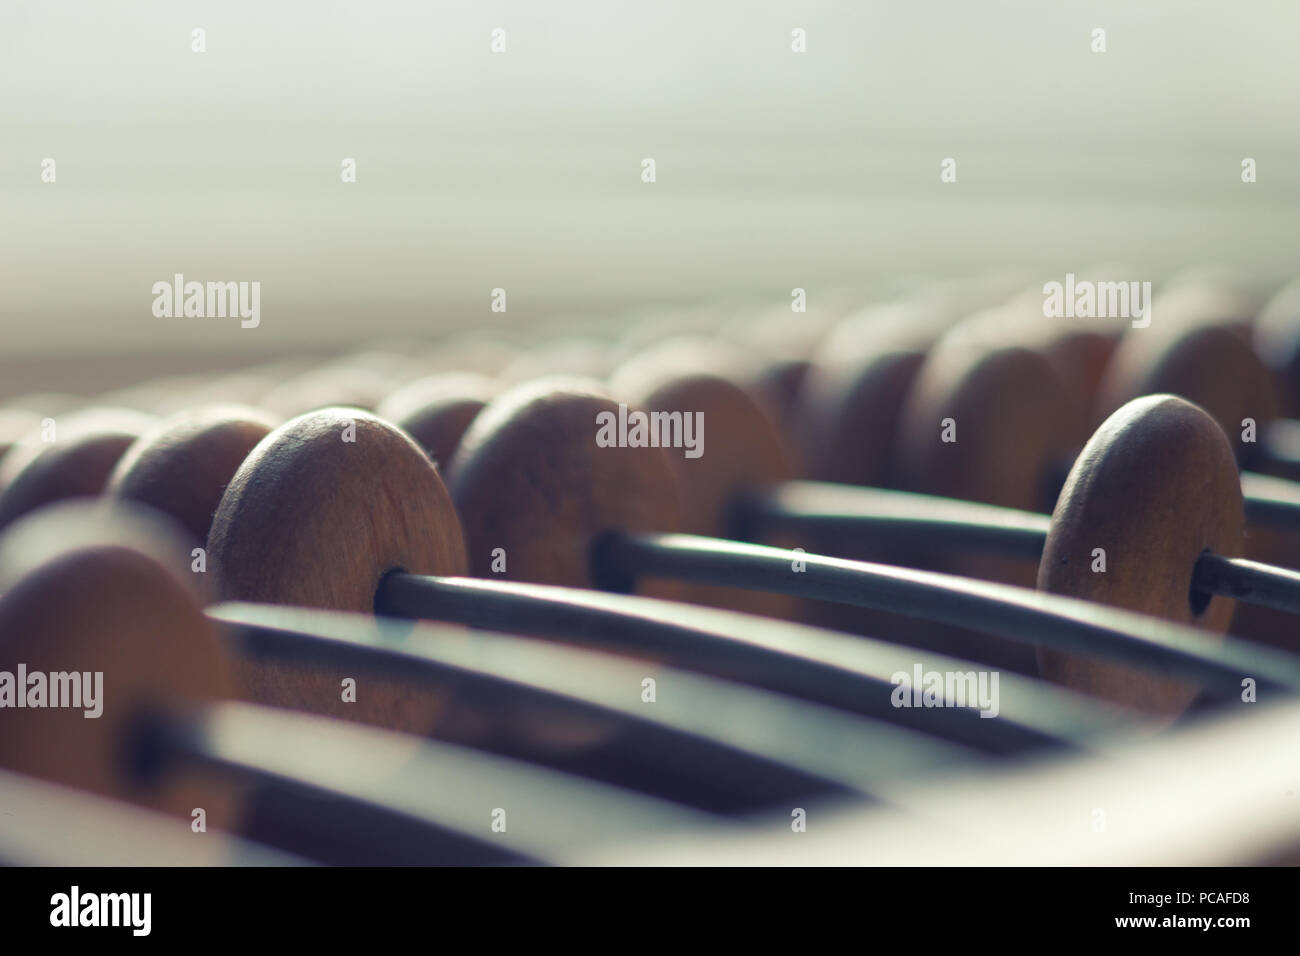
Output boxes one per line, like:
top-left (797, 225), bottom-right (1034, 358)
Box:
top-left (596, 532), bottom-right (1300, 697)
top-left (375, 573), bottom-right (1135, 755)
top-left (0, 768), bottom-right (305, 866)
top-left (211, 601), bottom-right (968, 807)
top-left (745, 480), bottom-right (1300, 630)
top-left (1242, 470), bottom-right (1300, 532)
top-left (571, 696), bottom-right (1300, 867)
top-left (1194, 553), bottom-right (1300, 617)
top-left (739, 481), bottom-right (1051, 560)
top-left (142, 701), bottom-right (710, 865)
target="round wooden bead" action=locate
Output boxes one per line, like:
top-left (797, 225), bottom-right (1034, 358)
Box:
top-left (609, 339), bottom-right (796, 616)
top-left (715, 299), bottom-right (854, 450)
top-left (108, 405), bottom-right (282, 544)
top-left (610, 339), bottom-right (791, 532)
top-left (0, 407), bottom-right (157, 531)
top-left (896, 326), bottom-right (1086, 512)
top-left (0, 501), bottom-right (239, 827)
top-left (447, 378), bottom-right (682, 596)
top-left (999, 291), bottom-right (1124, 414)
top-left (209, 407), bottom-right (467, 607)
top-left (796, 301), bottom-right (949, 486)
top-left (1037, 394), bottom-right (1244, 717)
top-left (1094, 314), bottom-right (1280, 463)
top-left (376, 372), bottom-right (498, 472)
top-left (207, 408), bottom-right (467, 733)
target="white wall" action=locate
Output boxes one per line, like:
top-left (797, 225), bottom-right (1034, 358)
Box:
top-left (2, 0), bottom-right (1298, 359)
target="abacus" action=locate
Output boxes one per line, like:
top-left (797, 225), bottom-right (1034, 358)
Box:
top-left (4, 272), bottom-right (1300, 868)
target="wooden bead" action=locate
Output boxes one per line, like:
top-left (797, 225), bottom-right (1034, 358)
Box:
top-left (207, 408), bottom-right (467, 732)
top-left (0, 407), bottom-right (156, 531)
top-left (108, 405), bottom-right (282, 544)
top-left (715, 299), bottom-right (854, 455)
top-left (0, 501), bottom-right (239, 827)
top-left (896, 328), bottom-right (1086, 512)
top-left (1094, 314), bottom-right (1280, 462)
top-left (210, 407), bottom-right (466, 607)
top-left (376, 372), bottom-right (498, 472)
top-left (447, 378), bottom-right (682, 597)
top-left (796, 302), bottom-right (948, 486)
top-left (609, 340), bottom-right (797, 617)
top-left (1037, 395), bottom-right (1244, 717)
top-left (999, 290), bottom-right (1124, 414)
top-left (610, 339), bottom-right (790, 531)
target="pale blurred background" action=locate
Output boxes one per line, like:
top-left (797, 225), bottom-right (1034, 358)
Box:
top-left (2, 0), bottom-right (1299, 394)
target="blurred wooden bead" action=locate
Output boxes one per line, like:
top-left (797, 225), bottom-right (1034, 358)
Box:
top-left (796, 300), bottom-right (949, 486)
top-left (1000, 288), bottom-right (1125, 415)
top-left (0, 501), bottom-right (239, 827)
top-left (377, 372), bottom-right (497, 472)
top-left (610, 339), bottom-right (796, 616)
top-left (447, 378), bottom-right (681, 597)
top-left (109, 405), bottom-right (282, 543)
top-left (1094, 313), bottom-right (1279, 464)
top-left (897, 327), bottom-right (1086, 513)
top-left (0, 407), bottom-right (156, 531)
top-left (1037, 395), bottom-right (1244, 718)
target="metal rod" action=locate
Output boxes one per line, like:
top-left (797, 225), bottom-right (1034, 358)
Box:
top-left (739, 481), bottom-right (1051, 560)
top-left (744, 480), bottom-right (1300, 632)
top-left (570, 696), bottom-right (1300, 867)
top-left (374, 573), bottom-right (1134, 755)
top-left (211, 601), bottom-right (969, 807)
top-left (0, 768), bottom-right (306, 867)
top-left (139, 701), bottom-right (711, 865)
top-left (1193, 552), bottom-right (1300, 618)
top-left (1241, 470), bottom-right (1300, 532)
top-left (595, 532), bottom-right (1300, 697)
